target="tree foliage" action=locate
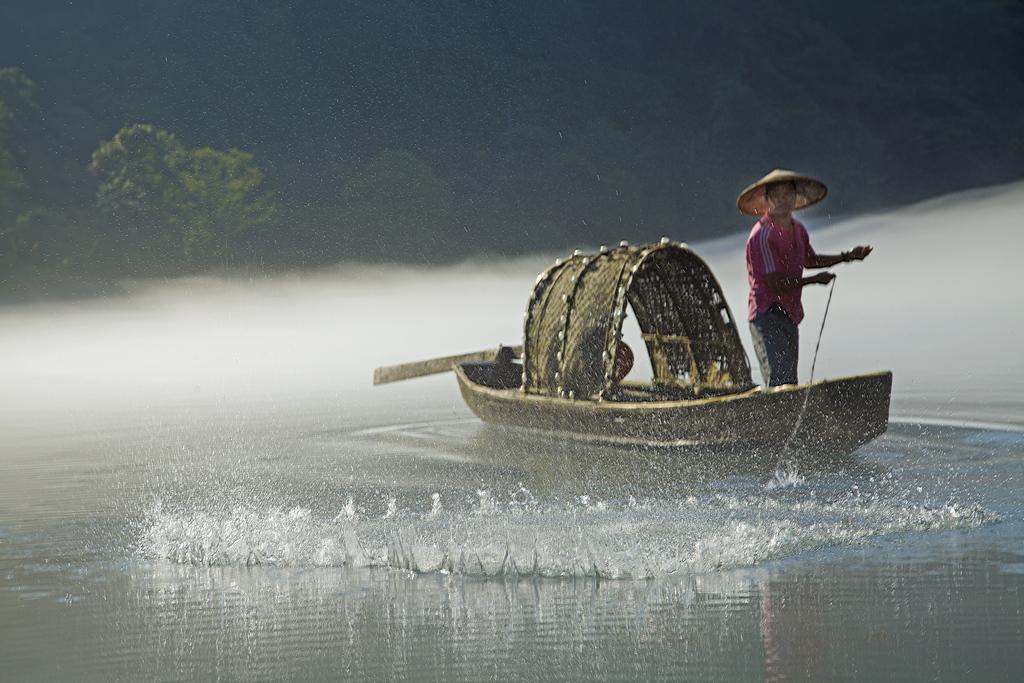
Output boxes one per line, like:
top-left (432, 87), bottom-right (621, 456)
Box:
top-left (89, 124), bottom-right (187, 243)
top-left (180, 147), bottom-right (276, 263)
top-left (88, 124), bottom-right (275, 267)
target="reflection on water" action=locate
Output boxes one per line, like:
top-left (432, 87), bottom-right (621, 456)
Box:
top-left (2, 400), bottom-right (1022, 679)
top-left (3, 545), bottom-right (1022, 680)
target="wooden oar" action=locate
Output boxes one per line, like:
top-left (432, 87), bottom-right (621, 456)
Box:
top-left (373, 345), bottom-right (523, 385)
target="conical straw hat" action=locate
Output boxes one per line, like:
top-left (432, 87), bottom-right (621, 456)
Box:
top-left (736, 169), bottom-right (828, 216)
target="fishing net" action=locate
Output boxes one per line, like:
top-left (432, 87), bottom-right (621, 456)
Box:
top-left (523, 242), bottom-right (753, 400)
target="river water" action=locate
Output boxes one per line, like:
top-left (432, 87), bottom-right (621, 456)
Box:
top-left (2, 183), bottom-right (1023, 680)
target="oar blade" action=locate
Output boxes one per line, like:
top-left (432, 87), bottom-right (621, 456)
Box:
top-left (373, 345), bottom-right (522, 385)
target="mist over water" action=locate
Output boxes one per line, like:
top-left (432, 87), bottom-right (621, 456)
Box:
top-left (2, 183), bottom-right (1023, 679)
top-left (1, 180), bottom-right (1022, 424)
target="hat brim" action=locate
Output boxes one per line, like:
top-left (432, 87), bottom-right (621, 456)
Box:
top-left (736, 170), bottom-right (828, 216)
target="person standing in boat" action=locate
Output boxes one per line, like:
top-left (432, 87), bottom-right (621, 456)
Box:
top-left (738, 169), bottom-right (872, 387)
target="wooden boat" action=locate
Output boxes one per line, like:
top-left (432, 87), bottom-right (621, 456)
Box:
top-left (375, 240), bottom-right (891, 459)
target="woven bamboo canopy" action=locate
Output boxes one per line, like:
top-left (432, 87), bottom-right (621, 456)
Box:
top-left (522, 240), bottom-right (753, 401)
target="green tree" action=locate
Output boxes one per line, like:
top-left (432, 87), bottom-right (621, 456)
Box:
top-left (179, 146), bottom-right (276, 263)
top-left (89, 123), bottom-right (276, 267)
top-left (88, 123), bottom-right (188, 263)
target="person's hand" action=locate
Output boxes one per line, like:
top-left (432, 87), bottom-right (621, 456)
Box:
top-left (845, 245), bottom-right (872, 261)
top-left (810, 271), bottom-right (836, 285)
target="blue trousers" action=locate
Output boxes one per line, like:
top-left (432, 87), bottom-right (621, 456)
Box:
top-left (749, 305), bottom-right (799, 386)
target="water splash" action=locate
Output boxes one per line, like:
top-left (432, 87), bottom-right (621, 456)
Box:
top-left (140, 485), bottom-right (994, 579)
top-left (765, 464), bottom-right (806, 491)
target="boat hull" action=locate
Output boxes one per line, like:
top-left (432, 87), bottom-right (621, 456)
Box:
top-left (455, 366), bottom-right (892, 460)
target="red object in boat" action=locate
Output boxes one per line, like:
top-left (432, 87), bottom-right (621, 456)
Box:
top-left (613, 343), bottom-right (634, 382)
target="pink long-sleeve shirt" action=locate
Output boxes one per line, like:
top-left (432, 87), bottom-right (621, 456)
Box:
top-left (746, 214), bottom-right (816, 324)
